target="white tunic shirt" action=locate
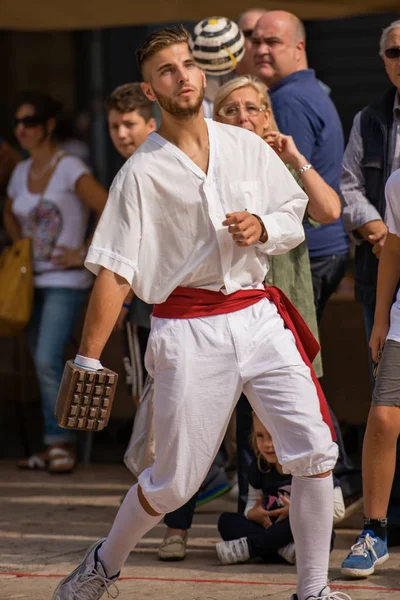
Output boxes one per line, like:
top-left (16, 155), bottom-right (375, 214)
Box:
top-left (85, 119), bottom-right (308, 304)
top-left (8, 155), bottom-right (92, 289)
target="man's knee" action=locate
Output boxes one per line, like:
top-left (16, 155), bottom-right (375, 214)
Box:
top-left (139, 471), bottom-right (200, 515)
top-left (283, 443), bottom-right (338, 478)
top-left (308, 470), bottom-right (331, 479)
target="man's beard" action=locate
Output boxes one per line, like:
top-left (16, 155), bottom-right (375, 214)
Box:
top-left (153, 85), bottom-right (205, 118)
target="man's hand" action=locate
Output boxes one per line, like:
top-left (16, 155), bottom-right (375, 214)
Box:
top-left (370, 321), bottom-right (389, 363)
top-left (247, 497), bottom-right (273, 528)
top-left (264, 494), bottom-right (290, 523)
top-left (223, 212), bottom-right (266, 246)
top-left (264, 131), bottom-right (305, 171)
top-left (358, 220), bottom-right (388, 259)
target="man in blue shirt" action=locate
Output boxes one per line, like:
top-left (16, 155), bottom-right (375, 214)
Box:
top-left (251, 10), bottom-right (349, 322)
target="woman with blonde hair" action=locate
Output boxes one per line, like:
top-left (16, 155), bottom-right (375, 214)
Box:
top-left (216, 412), bottom-right (345, 566)
top-left (214, 74), bottom-right (342, 373)
top-left (214, 75), bottom-right (341, 331)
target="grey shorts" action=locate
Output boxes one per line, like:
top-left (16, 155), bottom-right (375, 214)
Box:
top-left (372, 339), bottom-right (400, 407)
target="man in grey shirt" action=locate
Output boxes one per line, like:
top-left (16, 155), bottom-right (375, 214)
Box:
top-left (341, 20), bottom-right (400, 349)
top-left (340, 19), bottom-right (400, 578)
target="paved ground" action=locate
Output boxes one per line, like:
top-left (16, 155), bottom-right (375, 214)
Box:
top-left (0, 462), bottom-right (399, 600)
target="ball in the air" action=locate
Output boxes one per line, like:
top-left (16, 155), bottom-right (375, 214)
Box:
top-left (189, 17), bottom-right (245, 75)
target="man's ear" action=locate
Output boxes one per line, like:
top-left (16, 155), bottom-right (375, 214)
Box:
top-left (141, 82), bottom-right (157, 103)
top-left (296, 39), bottom-right (305, 57)
top-left (148, 117), bottom-right (157, 132)
top-left (201, 69), bottom-right (207, 89)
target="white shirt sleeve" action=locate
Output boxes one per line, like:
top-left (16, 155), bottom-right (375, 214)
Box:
top-left (6, 161), bottom-right (23, 199)
top-left (256, 140), bottom-right (308, 255)
top-left (385, 169), bottom-right (400, 237)
top-left (244, 484), bottom-right (262, 518)
top-left (59, 155), bottom-right (90, 191)
top-left (85, 176), bottom-right (141, 286)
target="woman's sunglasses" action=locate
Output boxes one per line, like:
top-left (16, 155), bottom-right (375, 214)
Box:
top-left (385, 47), bottom-right (400, 59)
top-left (14, 115), bottom-right (45, 128)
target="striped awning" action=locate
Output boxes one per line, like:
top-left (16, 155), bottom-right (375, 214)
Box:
top-left (1, 0), bottom-right (399, 31)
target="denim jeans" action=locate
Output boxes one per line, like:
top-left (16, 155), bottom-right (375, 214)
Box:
top-left (27, 287), bottom-right (88, 445)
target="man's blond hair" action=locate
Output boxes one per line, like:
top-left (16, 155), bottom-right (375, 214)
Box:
top-left (136, 25), bottom-right (190, 77)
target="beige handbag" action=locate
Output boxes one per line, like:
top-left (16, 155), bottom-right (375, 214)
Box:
top-left (0, 238), bottom-right (33, 336)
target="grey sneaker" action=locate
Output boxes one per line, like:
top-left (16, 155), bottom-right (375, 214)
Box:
top-left (290, 587), bottom-right (352, 599)
top-left (216, 537), bottom-right (250, 565)
top-left (53, 538), bottom-right (119, 599)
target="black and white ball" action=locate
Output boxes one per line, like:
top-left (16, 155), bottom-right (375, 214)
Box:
top-left (189, 17), bottom-right (245, 75)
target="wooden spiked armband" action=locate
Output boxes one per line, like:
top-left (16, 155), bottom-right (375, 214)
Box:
top-left (55, 360), bottom-right (118, 431)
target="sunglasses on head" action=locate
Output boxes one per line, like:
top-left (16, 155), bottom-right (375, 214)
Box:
top-left (14, 115), bottom-right (45, 128)
top-left (242, 29), bottom-right (253, 39)
top-left (385, 47), bottom-right (400, 59)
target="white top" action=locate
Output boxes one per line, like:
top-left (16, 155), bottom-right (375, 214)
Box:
top-left (7, 154), bottom-right (93, 289)
top-left (385, 168), bottom-right (400, 342)
top-left (86, 119), bottom-right (308, 304)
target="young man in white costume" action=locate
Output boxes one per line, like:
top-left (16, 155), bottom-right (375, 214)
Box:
top-left (53, 26), bottom-right (347, 600)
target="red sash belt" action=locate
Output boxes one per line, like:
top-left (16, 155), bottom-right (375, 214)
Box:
top-left (154, 286), bottom-right (335, 440)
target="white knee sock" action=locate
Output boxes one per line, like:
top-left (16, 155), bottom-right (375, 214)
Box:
top-left (98, 484), bottom-right (163, 577)
top-left (289, 473), bottom-right (334, 600)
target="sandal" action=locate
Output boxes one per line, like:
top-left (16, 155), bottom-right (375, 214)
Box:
top-left (48, 444), bottom-right (76, 474)
top-left (17, 451), bottom-right (48, 470)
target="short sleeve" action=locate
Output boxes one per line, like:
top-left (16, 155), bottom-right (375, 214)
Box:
top-left (85, 175), bottom-right (141, 286)
top-left (58, 155), bottom-right (90, 192)
top-left (6, 161), bottom-right (24, 199)
top-left (247, 459), bottom-right (262, 489)
top-left (385, 169), bottom-right (400, 237)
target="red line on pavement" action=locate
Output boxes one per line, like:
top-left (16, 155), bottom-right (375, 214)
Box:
top-left (0, 572), bottom-right (398, 592)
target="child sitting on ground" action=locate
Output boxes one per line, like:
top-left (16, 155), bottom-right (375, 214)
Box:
top-left (216, 413), bottom-right (345, 565)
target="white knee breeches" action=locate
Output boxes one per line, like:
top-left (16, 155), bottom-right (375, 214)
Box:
top-left (138, 298), bottom-right (338, 514)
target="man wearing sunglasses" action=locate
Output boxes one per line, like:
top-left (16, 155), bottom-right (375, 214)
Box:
top-left (235, 9), bottom-right (267, 76)
top-left (340, 19), bottom-right (400, 578)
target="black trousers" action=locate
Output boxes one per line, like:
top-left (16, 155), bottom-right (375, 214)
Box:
top-left (218, 512), bottom-right (335, 561)
top-left (309, 253), bottom-right (348, 323)
top-left (218, 512), bottom-right (293, 561)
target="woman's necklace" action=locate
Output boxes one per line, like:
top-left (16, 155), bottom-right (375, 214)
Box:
top-left (30, 149), bottom-right (64, 181)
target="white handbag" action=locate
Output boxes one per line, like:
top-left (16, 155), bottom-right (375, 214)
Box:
top-left (124, 375), bottom-right (155, 478)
